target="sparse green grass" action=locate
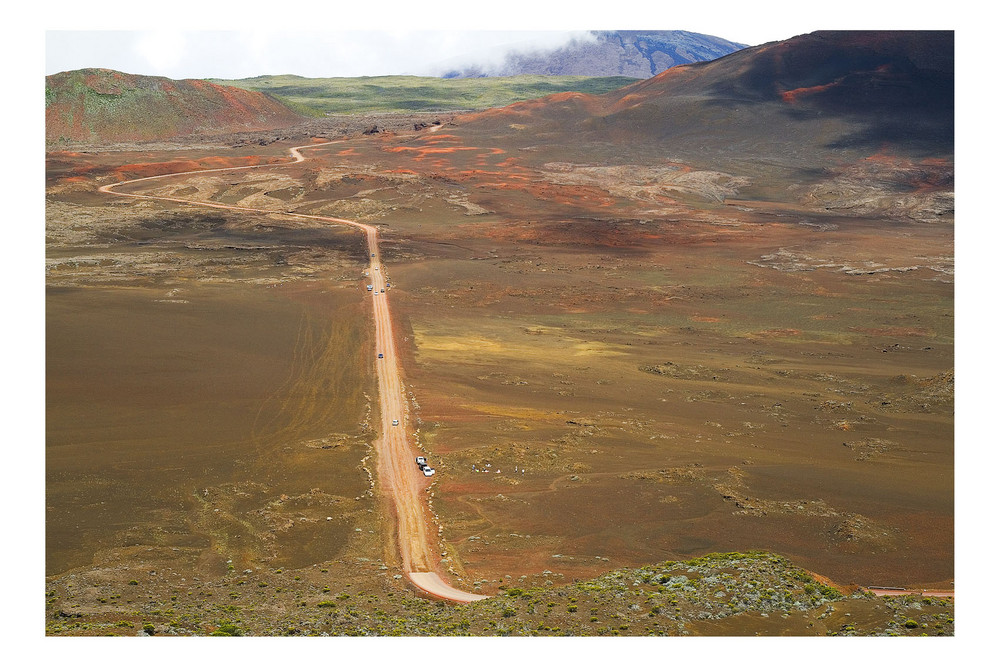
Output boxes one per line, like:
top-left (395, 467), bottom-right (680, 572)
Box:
top-left (209, 74), bottom-right (639, 115)
top-left (210, 621), bottom-right (243, 636)
top-left (43, 552), bottom-right (954, 637)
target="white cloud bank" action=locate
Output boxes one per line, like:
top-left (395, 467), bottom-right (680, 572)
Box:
top-left (45, 30), bottom-right (606, 80)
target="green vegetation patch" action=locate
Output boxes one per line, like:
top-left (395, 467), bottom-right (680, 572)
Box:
top-left (209, 74), bottom-right (638, 115)
top-left (44, 551), bottom-right (953, 637)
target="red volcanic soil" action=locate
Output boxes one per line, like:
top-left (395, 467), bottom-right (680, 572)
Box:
top-left (384, 145), bottom-right (503, 157)
top-left (780, 80), bottom-right (841, 104)
top-left (603, 64), bottom-right (701, 113)
top-left (45, 153), bottom-right (289, 184)
top-left (110, 155), bottom-right (288, 180)
top-left (380, 133), bottom-right (507, 163)
top-left (462, 91), bottom-right (603, 124)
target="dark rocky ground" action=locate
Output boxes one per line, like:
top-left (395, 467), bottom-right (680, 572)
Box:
top-left (51, 113), bottom-right (466, 153)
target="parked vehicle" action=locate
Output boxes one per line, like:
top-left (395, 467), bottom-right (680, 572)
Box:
top-left (416, 456), bottom-right (426, 466)
top-left (378, 353), bottom-right (384, 359)
top-left (392, 419), bottom-right (399, 426)
top-left (422, 467), bottom-right (435, 477)
top-left (367, 285), bottom-right (373, 291)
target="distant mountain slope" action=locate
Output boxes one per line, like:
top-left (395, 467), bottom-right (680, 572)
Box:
top-left (46, 69), bottom-right (306, 145)
top-left (449, 31), bottom-right (953, 217)
top-left (443, 30), bottom-right (747, 78)
top-left (459, 31), bottom-right (954, 161)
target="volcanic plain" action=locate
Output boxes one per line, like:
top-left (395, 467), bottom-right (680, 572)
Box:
top-left (45, 32), bottom-right (954, 636)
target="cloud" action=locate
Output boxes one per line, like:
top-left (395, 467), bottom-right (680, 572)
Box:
top-left (45, 30), bottom-right (600, 80)
top-left (132, 31), bottom-right (188, 73)
top-left (424, 31), bottom-right (597, 76)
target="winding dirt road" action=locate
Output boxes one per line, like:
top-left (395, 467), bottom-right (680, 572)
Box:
top-left (99, 141), bottom-right (488, 603)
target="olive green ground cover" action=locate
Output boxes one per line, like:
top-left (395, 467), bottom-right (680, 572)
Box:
top-left (45, 552), bottom-right (953, 636)
top-left (210, 74), bottom-right (638, 115)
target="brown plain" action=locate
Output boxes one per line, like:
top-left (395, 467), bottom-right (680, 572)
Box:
top-left (45, 116), bottom-right (953, 610)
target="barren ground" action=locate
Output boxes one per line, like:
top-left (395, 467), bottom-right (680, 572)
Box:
top-left (44, 117), bottom-right (953, 635)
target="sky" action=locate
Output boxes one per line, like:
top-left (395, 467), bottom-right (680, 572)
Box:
top-left (39, 0), bottom-right (961, 80)
top-left (45, 30), bottom-right (611, 79)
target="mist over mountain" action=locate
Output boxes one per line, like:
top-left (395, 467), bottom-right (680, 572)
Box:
top-left (459, 31), bottom-right (953, 161)
top-left (450, 30), bottom-right (953, 220)
top-left (442, 30), bottom-right (747, 78)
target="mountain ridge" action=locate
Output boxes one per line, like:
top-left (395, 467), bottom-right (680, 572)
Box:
top-left (445, 30), bottom-right (953, 220)
top-left (457, 30), bottom-right (954, 161)
top-left (443, 30), bottom-right (747, 78)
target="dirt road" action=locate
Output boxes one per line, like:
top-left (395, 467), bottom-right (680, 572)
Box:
top-left (99, 141), bottom-right (488, 603)
top-left (864, 588), bottom-right (954, 598)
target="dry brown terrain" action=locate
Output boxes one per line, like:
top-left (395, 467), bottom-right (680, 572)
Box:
top-left (45, 34), bottom-right (953, 631)
top-left (46, 126), bottom-right (951, 596)
top-left (319, 127), bottom-right (953, 592)
top-left (88, 139), bottom-right (488, 604)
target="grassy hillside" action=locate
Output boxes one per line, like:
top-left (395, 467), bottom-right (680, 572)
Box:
top-left (209, 74), bottom-right (640, 115)
top-left (46, 69), bottom-right (306, 145)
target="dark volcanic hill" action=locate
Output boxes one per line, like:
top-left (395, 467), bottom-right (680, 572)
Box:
top-left (46, 69), bottom-right (306, 145)
top-left (444, 30), bottom-right (747, 78)
top-left (461, 31), bottom-right (953, 158)
top-left (451, 30), bottom-right (953, 217)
